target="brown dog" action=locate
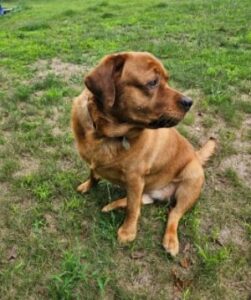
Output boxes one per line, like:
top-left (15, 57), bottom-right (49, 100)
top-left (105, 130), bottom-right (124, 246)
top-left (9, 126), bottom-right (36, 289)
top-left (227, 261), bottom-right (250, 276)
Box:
top-left (71, 52), bottom-right (215, 256)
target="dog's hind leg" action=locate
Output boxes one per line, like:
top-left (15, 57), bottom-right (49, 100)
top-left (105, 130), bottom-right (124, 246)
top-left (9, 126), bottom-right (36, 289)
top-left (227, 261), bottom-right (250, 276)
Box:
top-left (102, 197), bottom-right (127, 212)
top-left (102, 194), bottom-right (153, 212)
top-left (162, 161), bottom-right (204, 256)
top-left (77, 169), bottom-right (99, 193)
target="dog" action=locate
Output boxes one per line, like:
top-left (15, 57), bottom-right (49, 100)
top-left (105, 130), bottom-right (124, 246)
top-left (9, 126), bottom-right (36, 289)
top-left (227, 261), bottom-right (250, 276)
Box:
top-left (71, 52), bottom-right (216, 256)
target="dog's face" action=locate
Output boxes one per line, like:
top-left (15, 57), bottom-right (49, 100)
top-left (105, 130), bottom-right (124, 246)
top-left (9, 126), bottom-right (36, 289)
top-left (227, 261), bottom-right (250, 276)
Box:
top-left (85, 52), bottom-right (192, 129)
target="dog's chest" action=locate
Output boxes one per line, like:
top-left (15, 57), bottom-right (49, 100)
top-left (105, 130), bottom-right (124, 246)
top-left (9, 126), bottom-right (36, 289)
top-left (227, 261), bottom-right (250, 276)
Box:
top-left (80, 137), bottom-right (128, 184)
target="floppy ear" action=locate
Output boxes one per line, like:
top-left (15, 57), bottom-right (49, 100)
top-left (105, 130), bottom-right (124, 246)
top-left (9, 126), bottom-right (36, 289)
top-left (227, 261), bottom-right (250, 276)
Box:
top-left (84, 54), bottom-right (127, 109)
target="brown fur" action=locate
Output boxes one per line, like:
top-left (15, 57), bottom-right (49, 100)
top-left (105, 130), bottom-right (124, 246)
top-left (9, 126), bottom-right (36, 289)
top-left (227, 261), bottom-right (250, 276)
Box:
top-left (71, 52), bottom-right (216, 256)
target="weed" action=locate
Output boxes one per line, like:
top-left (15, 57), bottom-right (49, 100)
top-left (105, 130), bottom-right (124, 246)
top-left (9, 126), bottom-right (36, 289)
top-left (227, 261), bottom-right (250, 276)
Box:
top-left (33, 73), bottom-right (64, 91)
top-left (49, 251), bottom-right (88, 299)
top-left (0, 159), bottom-right (19, 181)
top-left (224, 168), bottom-right (242, 188)
top-left (64, 195), bottom-right (84, 211)
top-left (202, 116), bottom-right (214, 128)
top-left (236, 100), bottom-right (251, 114)
top-left (14, 84), bottom-right (33, 102)
top-left (245, 223), bottom-right (251, 241)
top-left (34, 182), bottom-right (53, 201)
top-left (196, 244), bottom-right (230, 275)
top-left (218, 128), bottom-right (237, 158)
top-left (183, 113), bottom-right (195, 126)
top-left (40, 87), bottom-right (64, 104)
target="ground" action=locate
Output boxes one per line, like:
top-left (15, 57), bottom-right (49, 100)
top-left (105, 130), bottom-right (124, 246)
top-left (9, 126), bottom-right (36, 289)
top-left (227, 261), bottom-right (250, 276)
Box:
top-left (0, 0), bottom-right (250, 299)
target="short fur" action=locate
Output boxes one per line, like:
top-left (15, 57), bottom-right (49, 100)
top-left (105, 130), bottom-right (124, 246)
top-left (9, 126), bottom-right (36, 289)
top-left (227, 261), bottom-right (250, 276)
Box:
top-left (71, 52), bottom-right (216, 256)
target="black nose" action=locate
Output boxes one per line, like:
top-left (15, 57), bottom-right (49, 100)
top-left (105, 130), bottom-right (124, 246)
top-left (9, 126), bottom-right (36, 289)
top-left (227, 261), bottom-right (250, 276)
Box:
top-left (179, 96), bottom-right (193, 112)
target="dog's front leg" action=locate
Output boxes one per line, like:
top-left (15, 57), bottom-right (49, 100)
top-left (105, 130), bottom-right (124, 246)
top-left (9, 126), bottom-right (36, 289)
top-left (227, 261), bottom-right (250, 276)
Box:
top-left (77, 169), bottom-right (99, 193)
top-left (118, 176), bottom-right (144, 243)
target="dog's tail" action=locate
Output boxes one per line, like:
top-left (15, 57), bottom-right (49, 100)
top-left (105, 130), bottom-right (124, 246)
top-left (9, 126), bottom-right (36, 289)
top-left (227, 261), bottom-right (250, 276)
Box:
top-left (196, 137), bottom-right (217, 165)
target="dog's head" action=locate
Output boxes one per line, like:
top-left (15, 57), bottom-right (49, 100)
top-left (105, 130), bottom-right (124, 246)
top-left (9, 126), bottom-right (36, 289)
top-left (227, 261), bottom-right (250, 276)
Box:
top-left (85, 52), bottom-right (192, 131)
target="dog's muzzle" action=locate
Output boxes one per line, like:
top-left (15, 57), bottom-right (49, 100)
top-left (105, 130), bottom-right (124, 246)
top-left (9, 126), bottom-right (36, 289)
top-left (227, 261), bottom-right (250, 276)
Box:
top-left (148, 116), bottom-right (180, 129)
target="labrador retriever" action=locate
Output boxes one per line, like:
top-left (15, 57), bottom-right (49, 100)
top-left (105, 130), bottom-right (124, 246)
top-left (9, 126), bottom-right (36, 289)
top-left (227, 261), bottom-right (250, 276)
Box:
top-left (71, 52), bottom-right (216, 256)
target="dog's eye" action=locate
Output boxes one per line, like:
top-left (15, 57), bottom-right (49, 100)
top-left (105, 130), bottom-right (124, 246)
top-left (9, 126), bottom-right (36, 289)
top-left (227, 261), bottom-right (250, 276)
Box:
top-left (146, 79), bottom-right (158, 89)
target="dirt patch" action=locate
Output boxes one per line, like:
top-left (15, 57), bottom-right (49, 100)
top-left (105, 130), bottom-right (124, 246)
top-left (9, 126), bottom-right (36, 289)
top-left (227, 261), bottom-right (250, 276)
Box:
top-left (240, 93), bottom-right (250, 102)
top-left (233, 116), bottom-right (251, 149)
top-left (14, 156), bottom-right (40, 178)
top-left (44, 213), bottom-right (57, 233)
top-left (183, 89), bottom-right (223, 142)
top-left (52, 126), bottom-right (62, 136)
top-left (0, 182), bottom-right (10, 197)
top-left (57, 157), bottom-right (75, 171)
top-left (115, 254), bottom-right (155, 294)
top-left (131, 269), bottom-right (153, 290)
top-left (217, 224), bottom-right (249, 247)
top-left (182, 90), bottom-right (251, 183)
top-left (32, 58), bottom-right (87, 81)
top-left (113, 252), bottom-right (175, 298)
top-left (219, 116), bottom-right (251, 183)
top-left (220, 154), bottom-right (251, 183)
top-left (189, 111), bottom-right (222, 142)
top-left (45, 107), bottom-right (64, 136)
top-left (184, 88), bottom-right (204, 101)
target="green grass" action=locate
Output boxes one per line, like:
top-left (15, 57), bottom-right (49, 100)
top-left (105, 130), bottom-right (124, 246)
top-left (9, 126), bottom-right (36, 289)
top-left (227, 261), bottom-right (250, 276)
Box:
top-left (0, 0), bottom-right (251, 299)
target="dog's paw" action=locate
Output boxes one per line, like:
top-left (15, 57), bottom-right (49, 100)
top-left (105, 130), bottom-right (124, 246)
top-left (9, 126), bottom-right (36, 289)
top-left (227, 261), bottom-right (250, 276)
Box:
top-left (77, 180), bottom-right (91, 194)
top-left (163, 234), bottom-right (179, 256)
top-left (101, 203), bottom-right (112, 212)
top-left (117, 226), bottom-right (136, 243)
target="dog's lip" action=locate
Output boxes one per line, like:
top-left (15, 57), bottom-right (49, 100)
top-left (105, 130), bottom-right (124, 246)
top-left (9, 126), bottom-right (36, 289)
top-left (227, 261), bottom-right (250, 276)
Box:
top-left (148, 116), bottom-right (180, 129)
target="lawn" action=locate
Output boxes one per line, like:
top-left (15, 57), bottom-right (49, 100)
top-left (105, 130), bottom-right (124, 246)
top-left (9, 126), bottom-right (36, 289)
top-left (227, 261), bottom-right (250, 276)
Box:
top-left (0, 0), bottom-right (250, 299)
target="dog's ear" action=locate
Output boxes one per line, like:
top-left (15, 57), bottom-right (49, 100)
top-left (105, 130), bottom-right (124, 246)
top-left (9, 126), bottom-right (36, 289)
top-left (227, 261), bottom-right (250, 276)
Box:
top-left (84, 54), bottom-right (127, 109)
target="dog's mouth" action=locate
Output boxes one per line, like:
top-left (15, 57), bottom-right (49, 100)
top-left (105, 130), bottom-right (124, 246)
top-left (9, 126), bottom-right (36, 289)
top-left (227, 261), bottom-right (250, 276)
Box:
top-left (148, 116), bottom-right (180, 129)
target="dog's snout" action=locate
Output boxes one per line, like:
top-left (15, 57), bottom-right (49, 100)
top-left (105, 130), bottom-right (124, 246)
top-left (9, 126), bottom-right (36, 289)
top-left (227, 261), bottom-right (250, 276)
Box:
top-left (179, 96), bottom-right (193, 112)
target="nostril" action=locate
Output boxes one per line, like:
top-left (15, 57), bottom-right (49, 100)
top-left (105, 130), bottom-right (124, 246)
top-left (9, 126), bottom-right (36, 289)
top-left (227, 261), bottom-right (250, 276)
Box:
top-left (179, 96), bottom-right (193, 112)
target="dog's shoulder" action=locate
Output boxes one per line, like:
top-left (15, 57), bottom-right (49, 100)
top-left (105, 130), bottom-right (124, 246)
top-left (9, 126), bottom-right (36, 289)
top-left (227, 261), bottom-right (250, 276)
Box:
top-left (71, 89), bottom-right (94, 139)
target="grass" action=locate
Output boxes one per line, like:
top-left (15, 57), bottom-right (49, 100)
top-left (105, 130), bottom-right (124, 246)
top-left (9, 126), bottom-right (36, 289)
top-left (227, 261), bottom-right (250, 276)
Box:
top-left (0, 0), bottom-right (251, 299)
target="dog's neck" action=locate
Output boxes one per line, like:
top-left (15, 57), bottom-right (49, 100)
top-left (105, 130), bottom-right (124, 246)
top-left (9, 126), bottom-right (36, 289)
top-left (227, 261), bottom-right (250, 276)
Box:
top-left (86, 94), bottom-right (143, 144)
